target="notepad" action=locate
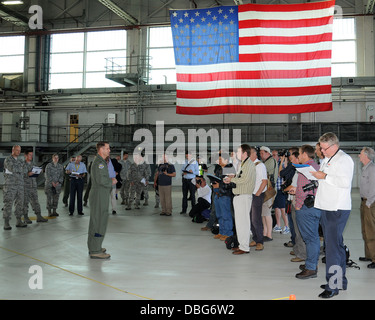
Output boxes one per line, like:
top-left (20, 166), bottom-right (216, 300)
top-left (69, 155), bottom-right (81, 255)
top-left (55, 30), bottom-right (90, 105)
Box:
top-left (293, 164), bottom-right (317, 180)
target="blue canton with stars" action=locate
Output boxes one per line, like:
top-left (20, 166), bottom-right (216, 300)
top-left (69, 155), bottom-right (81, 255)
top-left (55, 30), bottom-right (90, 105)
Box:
top-left (169, 6), bottom-right (239, 66)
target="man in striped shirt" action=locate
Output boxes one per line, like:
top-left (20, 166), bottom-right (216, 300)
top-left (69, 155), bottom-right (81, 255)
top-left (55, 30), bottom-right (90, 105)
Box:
top-left (224, 144), bottom-right (256, 255)
top-left (294, 145), bottom-right (320, 280)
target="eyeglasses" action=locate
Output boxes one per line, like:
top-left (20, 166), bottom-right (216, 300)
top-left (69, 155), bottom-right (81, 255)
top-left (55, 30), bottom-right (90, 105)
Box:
top-left (320, 144), bottom-right (334, 152)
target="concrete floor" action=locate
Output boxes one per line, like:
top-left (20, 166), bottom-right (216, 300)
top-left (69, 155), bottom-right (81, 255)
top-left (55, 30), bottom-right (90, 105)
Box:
top-left (0, 187), bottom-right (374, 301)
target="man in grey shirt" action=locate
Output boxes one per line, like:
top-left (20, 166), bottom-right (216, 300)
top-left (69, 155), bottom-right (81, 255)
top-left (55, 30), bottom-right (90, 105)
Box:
top-left (359, 147), bottom-right (375, 269)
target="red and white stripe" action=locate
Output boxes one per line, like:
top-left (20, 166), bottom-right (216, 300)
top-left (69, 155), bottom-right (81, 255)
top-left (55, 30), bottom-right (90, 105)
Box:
top-left (176, 0), bottom-right (335, 115)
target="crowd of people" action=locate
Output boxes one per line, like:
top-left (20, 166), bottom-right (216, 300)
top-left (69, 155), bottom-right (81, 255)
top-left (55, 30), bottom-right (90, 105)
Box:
top-left (2, 132), bottom-right (375, 298)
top-left (154, 133), bottom-right (375, 299)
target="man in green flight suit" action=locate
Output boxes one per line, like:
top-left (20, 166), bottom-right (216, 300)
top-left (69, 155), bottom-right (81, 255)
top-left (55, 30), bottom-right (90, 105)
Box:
top-left (87, 141), bottom-right (116, 259)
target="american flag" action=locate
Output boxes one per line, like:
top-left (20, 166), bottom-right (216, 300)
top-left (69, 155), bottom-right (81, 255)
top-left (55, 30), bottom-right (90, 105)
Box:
top-left (169, 0), bottom-right (335, 115)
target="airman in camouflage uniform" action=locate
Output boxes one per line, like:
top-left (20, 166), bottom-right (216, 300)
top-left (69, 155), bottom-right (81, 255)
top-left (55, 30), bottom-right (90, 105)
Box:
top-left (44, 154), bottom-right (64, 217)
top-left (3, 145), bottom-right (27, 230)
top-left (118, 152), bottom-right (131, 205)
top-left (23, 150), bottom-right (48, 224)
top-left (126, 153), bottom-right (151, 210)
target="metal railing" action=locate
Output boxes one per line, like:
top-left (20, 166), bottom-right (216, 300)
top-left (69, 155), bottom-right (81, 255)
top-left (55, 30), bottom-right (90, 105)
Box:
top-left (1, 122), bottom-right (374, 147)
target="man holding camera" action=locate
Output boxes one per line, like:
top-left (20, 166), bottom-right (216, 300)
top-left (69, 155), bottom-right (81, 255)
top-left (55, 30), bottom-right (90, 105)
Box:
top-left (154, 154), bottom-right (176, 216)
top-left (292, 145), bottom-right (320, 279)
top-left (311, 132), bottom-right (354, 299)
top-left (189, 176), bottom-right (211, 223)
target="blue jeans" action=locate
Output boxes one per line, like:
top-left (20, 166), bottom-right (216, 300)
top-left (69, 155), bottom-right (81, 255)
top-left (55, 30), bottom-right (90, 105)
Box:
top-left (213, 193), bottom-right (233, 237)
top-left (296, 205), bottom-right (321, 271)
top-left (320, 209), bottom-right (350, 292)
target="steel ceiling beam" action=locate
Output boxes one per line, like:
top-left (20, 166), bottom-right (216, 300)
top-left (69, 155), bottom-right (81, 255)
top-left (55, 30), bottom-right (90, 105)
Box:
top-left (0, 3), bottom-right (29, 27)
top-left (97, 0), bottom-right (138, 25)
top-left (366, 0), bottom-right (375, 14)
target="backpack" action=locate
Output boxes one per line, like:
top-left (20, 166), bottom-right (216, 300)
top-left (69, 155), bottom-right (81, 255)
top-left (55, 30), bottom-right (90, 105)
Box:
top-left (321, 245), bottom-right (360, 270)
top-left (225, 235), bottom-right (239, 250)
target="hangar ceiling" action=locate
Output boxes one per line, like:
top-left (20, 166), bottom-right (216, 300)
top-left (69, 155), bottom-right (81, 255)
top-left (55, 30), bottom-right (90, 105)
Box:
top-left (0, 0), bottom-right (368, 34)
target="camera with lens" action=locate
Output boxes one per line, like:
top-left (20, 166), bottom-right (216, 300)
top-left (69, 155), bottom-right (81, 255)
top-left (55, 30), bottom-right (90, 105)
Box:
top-left (196, 179), bottom-right (202, 185)
top-left (278, 149), bottom-right (291, 157)
top-left (302, 180), bottom-right (319, 192)
top-left (160, 163), bottom-right (168, 173)
top-left (280, 179), bottom-right (292, 193)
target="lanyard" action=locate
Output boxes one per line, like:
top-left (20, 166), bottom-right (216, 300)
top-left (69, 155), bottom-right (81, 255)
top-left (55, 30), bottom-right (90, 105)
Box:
top-left (321, 149), bottom-right (339, 172)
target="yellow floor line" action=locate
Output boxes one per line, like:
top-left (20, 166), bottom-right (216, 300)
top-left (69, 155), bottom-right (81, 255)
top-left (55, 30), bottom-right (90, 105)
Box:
top-left (0, 246), bottom-right (153, 300)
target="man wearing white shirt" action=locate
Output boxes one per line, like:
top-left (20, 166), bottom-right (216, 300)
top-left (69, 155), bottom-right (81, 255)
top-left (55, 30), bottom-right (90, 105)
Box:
top-left (181, 151), bottom-right (199, 214)
top-left (189, 176), bottom-right (211, 222)
top-left (311, 132), bottom-right (354, 299)
top-left (249, 147), bottom-right (268, 251)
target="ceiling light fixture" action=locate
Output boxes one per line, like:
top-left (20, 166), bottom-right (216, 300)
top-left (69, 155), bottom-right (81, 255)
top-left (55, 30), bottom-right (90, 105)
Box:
top-left (1, 1), bottom-right (24, 5)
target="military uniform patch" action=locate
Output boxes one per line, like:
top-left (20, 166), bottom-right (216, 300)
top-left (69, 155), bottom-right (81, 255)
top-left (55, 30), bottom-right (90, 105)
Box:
top-left (99, 164), bottom-right (105, 169)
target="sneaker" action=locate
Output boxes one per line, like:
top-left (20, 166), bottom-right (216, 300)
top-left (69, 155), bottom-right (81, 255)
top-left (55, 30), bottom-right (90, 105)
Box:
top-left (272, 225), bottom-right (282, 233)
top-left (90, 252), bottom-right (111, 259)
top-left (282, 226), bottom-right (290, 234)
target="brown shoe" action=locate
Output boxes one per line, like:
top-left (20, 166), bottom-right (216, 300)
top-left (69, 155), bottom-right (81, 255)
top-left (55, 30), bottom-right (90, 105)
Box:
top-left (255, 243), bottom-right (264, 251)
top-left (232, 249), bottom-right (249, 255)
top-left (291, 257), bottom-right (305, 262)
top-left (231, 247), bottom-right (239, 251)
top-left (220, 235), bottom-right (229, 241)
top-left (213, 234), bottom-right (223, 239)
top-left (295, 269), bottom-right (317, 279)
top-left (249, 241), bottom-right (256, 247)
top-left (201, 226), bottom-right (210, 231)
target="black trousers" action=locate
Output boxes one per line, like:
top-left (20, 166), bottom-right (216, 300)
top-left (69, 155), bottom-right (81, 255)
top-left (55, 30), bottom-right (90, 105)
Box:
top-left (250, 192), bottom-right (265, 244)
top-left (69, 178), bottom-right (84, 214)
top-left (189, 198), bottom-right (210, 218)
top-left (182, 178), bottom-right (196, 213)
